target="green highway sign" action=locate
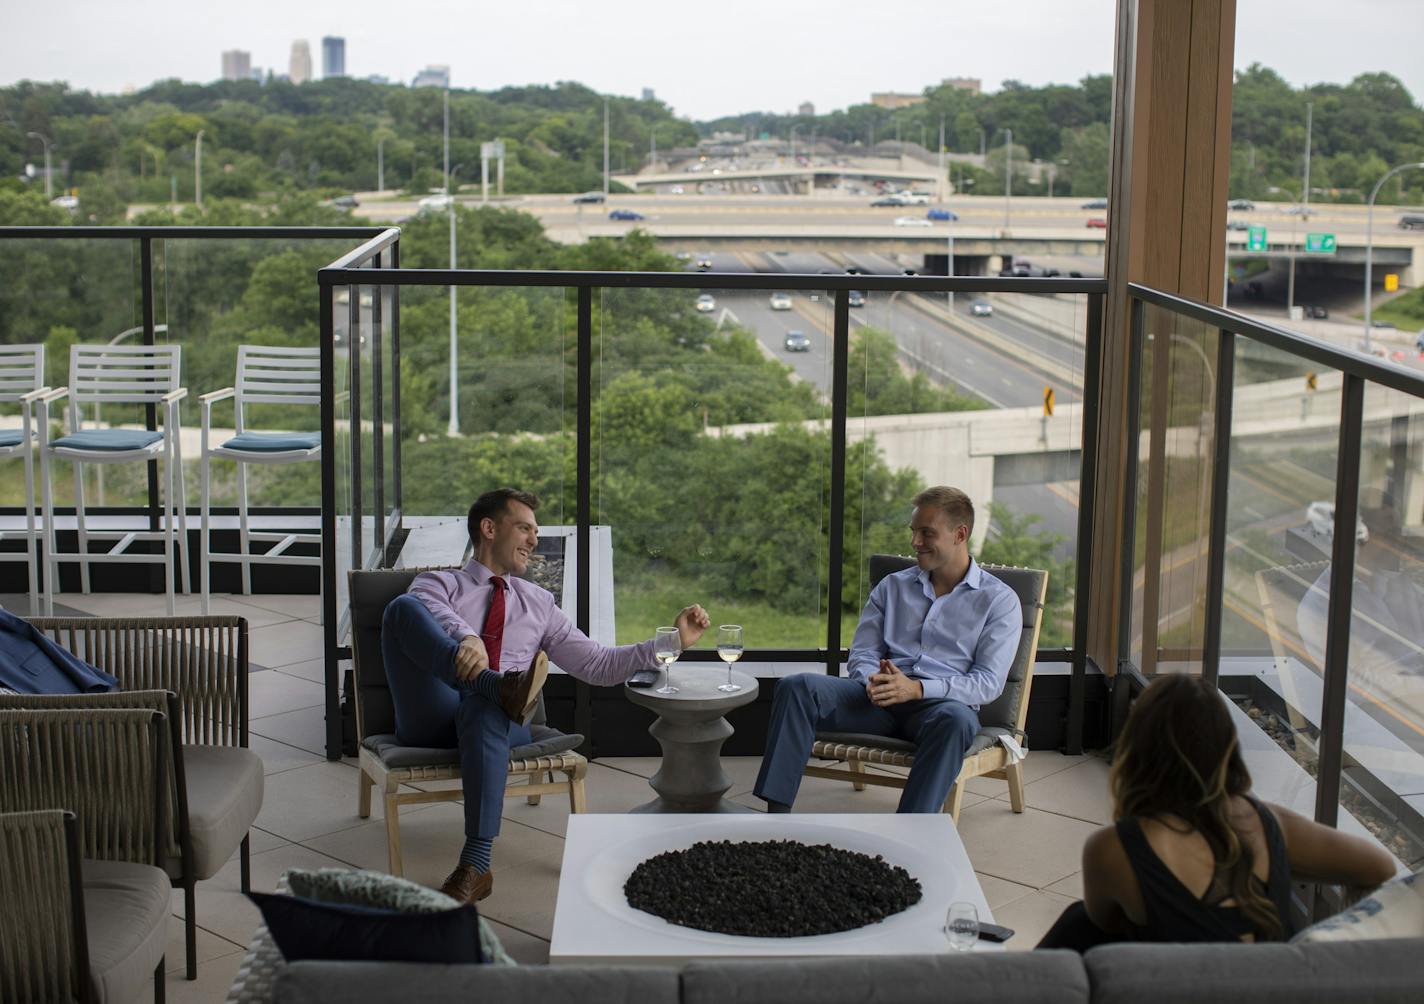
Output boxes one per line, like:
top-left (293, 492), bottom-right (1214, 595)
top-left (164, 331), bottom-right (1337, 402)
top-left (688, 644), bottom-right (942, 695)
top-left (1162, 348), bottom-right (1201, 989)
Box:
top-left (1247, 225), bottom-right (1267, 252)
top-left (1304, 232), bottom-right (1336, 254)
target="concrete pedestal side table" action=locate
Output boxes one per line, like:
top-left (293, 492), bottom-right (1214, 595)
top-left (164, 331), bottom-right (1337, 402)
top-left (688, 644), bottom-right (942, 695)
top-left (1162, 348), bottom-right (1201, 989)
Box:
top-left (625, 667), bottom-right (758, 813)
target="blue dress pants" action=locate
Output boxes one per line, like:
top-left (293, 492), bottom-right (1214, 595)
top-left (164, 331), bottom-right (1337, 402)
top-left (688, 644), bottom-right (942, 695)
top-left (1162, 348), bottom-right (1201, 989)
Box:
top-left (753, 672), bottom-right (979, 813)
top-left (380, 595), bottom-right (531, 840)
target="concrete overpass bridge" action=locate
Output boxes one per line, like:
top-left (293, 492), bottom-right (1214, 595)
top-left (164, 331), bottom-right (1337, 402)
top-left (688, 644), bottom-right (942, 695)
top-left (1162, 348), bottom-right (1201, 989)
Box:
top-left (623, 165), bottom-right (942, 194)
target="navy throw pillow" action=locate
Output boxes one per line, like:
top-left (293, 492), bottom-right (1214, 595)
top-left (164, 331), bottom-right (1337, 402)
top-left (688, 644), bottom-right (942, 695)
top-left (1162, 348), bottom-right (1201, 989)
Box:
top-left (248, 891), bottom-right (484, 964)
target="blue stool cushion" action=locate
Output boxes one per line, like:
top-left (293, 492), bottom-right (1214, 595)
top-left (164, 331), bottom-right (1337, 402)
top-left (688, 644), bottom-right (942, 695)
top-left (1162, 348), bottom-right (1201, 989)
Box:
top-left (0, 429), bottom-right (27, 448)
top-left (51, 429), bottom-right (164, 451)
top-left (221, 432), bottom-right (321, 452)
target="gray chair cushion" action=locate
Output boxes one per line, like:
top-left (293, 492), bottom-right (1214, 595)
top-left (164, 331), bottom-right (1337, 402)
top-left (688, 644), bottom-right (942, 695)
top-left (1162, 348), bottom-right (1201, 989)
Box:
top-left (176, 745), bottom-right (264, 880)
top-left (682, 953), bottom-right (1089, 1004)
top-left (363, 725), bottom-right (584, 770)
top-left (275, 960), bottom-right (681, 1004)
top-left (1084, 939), bottom-right (1424, 1004)
top-left (82, 859), bottom-right (171, 1004)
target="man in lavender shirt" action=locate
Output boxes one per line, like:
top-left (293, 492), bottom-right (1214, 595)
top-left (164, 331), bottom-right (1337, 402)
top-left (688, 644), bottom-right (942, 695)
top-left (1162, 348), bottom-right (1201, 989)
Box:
top-left (382, 487), bottom-right (710, 904)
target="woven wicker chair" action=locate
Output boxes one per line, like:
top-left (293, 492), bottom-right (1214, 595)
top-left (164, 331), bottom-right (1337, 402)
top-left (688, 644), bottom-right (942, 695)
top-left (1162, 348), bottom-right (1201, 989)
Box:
top-left (801, 557), bottom-right (1048, 822)
top-left (348, 568), bottom-right (588, 877)
top-left (0, 709), bottom-right (171, 1004)
top-left (17, 616), bottom-right (259, 981)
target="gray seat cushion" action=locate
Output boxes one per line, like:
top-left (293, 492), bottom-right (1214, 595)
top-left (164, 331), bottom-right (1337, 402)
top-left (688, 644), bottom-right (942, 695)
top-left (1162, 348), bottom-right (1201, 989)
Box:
top-left (362, 725), bottom-right (584, 770)
top-left (275, 960), bottom-right (680, 1004)
top-left (1085, 939), bottom-right (1424, 1004)
top-left (682, 952), bottom-right (1088, 1004)
top-left (177, 745), bottom-right (264, 879)
top-left (82, 858), bottom-right (171, 1004)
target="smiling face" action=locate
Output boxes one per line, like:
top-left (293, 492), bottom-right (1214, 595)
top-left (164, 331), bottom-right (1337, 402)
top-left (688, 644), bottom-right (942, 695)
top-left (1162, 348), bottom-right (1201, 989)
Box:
top-left (477, 500), bottom-right (539, 576)
top-left (909, 504), bottom-right (969, 577)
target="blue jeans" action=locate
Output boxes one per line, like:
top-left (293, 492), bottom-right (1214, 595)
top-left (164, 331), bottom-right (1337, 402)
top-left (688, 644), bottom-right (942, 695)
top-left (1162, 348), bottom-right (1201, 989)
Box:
top-left (380, 595), bottom-right (531, 840)
top-left (753, 672), bottom-right (979, 813)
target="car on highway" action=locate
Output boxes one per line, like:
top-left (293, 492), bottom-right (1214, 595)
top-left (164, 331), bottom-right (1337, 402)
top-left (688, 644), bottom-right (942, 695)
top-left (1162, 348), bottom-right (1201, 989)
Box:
top-left (1303, 305), bottom-right (1329, 319)
top-left (927, 207), bottom-right (959, 221)
top-left (1399, 214), bottom-right (1424, 231)
top-left (1227, 199), bottom-right (1255, 211)
top-left (573, 191), bottom-right (605, 204)
top-left (1081, 198), bottom-right (1108, 209)
top-left (327, 194), bottom-right (360, 209)
top-left (970, 299), bottom-right (993, 317)
top-left (674, 251), bottom-right (692, 262)
top-left (784, 330), bottom-right (811, 352)
top-left (608, 209), bottom-right (645, 221)
top-left (695, 294), bottom-right (716, 313)
top-left (1416, 330), bottom-right (1424, 354)
top-left (695, 254), bottom-right (713, 270)
top-left (894, 216), bottom-right (933, 227)
top-left (769, 292), bottom-right (793, 311)
top-left (871, 194), bottom-right (909, 207)
top-left (1370, 319), bottom-right (1396, 329)
top-left (669, 185), bottom-right (684, 195)
top-left (1086, 217), bottom-right (1107, 229)
top-left (1226, 219), bottom-right (1251, 231)
top-left (417, 193), bottom-right (453, 211)
top-left (1284, 205), bottom-right (1313, 216)
top-left (848, 290), bottom-right (866, 308)
top-left (898, 192), bottom-right (930, 205)
top-left (1306, 501), bottom-right (1368, 543)
top-left (50, 194), bottom-right (79, 210)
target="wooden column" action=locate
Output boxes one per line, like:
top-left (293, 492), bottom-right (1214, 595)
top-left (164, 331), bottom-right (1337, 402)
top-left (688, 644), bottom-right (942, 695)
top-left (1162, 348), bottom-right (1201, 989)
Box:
top-left (1088, 0), bottom-right (1237, 673)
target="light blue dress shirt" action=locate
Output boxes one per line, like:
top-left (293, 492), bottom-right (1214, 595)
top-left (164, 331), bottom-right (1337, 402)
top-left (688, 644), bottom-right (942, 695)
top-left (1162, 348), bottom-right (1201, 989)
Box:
top-left (847, 559), bottom-right (1023, 708)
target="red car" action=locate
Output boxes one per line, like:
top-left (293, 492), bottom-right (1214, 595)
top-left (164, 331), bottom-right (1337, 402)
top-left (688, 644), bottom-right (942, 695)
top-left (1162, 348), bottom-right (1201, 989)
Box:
top-left (1086, 217), bottom-right (1108, 229)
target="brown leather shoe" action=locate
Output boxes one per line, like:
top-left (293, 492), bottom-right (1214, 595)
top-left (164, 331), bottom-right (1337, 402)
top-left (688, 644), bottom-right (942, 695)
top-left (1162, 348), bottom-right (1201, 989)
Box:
top-left (438, 863), bottom-right (493, 904)
top-left (496, 651), bottom-right (548, 725)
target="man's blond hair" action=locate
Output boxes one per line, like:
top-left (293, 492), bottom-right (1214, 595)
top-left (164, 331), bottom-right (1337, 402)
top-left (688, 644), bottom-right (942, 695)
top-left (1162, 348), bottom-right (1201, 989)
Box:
top-left (913, 486), bottom-right (974, 537)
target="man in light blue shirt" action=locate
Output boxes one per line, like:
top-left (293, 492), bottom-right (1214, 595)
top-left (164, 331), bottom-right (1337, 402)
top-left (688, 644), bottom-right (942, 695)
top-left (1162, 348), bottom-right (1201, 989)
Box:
top-left (754, 485), bottom-right (1023, 814)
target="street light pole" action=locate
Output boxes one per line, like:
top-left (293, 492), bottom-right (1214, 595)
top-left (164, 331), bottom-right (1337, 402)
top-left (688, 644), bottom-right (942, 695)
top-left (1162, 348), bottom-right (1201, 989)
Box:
top-left (194, 130), bottom-right (205, 208)
top-left (603, 98), bottom-right (610, 198)
top-left (1365, 161), bottom-right (1424, 352)
top-left (443, 88), bottom-right (450, 197)
top-left (938, 115), bottom-right (946, 201)
top-left (26, 131), bottom-right (52, 200)
top-left (377, 136), bottom-right (385, 192)
top-left (448, 163), bottom-right (464, 437)
top-left (790, 125), bottom-right (800, 164)
top-left (1003, 128), bottom-right (1013, 231)
top-left (649, 123), bottom-right (658, 172)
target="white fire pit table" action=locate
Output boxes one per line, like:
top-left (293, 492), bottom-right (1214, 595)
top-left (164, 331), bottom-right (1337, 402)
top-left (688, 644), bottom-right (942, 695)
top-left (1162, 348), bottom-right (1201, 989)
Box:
top-left (624, 668), bottom-right (759, 813)
top-left (549, 813), bottom-right (997, 965)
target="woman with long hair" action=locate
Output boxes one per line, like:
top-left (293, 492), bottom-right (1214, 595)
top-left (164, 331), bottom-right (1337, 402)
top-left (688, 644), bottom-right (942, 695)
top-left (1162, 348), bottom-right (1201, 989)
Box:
top-left (1038, 674), bottom-right (1396, 950)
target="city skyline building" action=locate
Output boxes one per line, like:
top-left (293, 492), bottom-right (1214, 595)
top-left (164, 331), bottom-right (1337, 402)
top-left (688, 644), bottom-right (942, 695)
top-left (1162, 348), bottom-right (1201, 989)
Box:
top-left (798, 101), bottom-right (815, 116)
top-left (870, 91), bottom-right (926, 110)
top-left (942, 76), bottom-right (983, 94)
top-left (412, 64), bottom-right (450, 89)
top-left (289, 40), bottom-right (312, 84)
top-left (221, 49), bottom-right (251, 82)
top-left (322, 36), bottom-right (345, 78)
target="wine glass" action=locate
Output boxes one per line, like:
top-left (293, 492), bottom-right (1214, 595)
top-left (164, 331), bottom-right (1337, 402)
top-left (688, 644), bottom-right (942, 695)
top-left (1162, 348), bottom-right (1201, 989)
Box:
top-left (944, 901), bottom-right (979, 952)
top-left (653, 626), bottom-right (681, 695)
top-left (716, 625), bottom-right (744, 692)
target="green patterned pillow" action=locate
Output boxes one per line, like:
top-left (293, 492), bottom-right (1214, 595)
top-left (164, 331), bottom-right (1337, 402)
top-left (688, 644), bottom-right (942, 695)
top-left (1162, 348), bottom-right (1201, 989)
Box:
top-left (284, 868), bottom-right (515, 965)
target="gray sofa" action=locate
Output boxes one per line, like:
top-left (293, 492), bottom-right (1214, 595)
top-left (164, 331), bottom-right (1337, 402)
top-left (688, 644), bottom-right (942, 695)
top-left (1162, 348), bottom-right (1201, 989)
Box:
top-left (261, 939), bottom-right (1423, 1004)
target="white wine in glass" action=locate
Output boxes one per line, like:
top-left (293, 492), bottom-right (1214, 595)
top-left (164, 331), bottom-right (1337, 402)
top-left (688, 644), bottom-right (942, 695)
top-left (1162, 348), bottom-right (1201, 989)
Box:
top-left (653, 626), bottom-right (681, 695)
top-left (716, 624), bottom-right (743, 692)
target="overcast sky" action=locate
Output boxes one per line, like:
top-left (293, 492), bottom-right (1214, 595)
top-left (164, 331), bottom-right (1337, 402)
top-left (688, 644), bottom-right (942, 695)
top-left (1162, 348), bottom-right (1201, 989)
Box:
top-left (2, 1), bottom-right (1420, 120)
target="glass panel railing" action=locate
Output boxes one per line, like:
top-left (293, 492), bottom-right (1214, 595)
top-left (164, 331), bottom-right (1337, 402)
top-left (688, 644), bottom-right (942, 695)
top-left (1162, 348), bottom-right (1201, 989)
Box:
top-left (595, 284), bottom-right (831, 656)
top-left (1340, 383), bottom-right (1424, 871)
top-left (1214, 339), bottom-right (1341, 821)
top-left (0, 237), bottom-right (140, 508)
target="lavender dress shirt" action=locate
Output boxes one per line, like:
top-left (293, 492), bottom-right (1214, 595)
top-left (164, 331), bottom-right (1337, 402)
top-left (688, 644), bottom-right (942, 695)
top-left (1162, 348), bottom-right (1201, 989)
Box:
top-left (408, 558), bottom-right (656, 686)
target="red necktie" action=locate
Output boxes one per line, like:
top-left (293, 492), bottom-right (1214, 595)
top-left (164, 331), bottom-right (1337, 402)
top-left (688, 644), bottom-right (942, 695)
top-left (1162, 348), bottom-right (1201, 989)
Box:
top-left (481, 576), bottom-right (507, 672)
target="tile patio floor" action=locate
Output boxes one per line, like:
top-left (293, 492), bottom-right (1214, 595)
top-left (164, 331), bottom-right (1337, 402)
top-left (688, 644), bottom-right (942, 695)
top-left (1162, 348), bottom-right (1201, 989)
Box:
top-left (2, 591), bottom-right (1111, 1002)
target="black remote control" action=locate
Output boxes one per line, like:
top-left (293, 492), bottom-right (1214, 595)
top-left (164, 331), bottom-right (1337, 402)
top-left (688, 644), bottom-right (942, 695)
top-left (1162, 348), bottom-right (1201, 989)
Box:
top-left (976, 922), bottom-right (1014, 943)
top-left (627, 669), bottom-right (660, 688)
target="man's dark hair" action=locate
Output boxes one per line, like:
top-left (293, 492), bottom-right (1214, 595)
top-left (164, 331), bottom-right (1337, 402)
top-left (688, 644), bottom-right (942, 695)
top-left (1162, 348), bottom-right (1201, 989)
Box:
top-left (468, 488), bottom-right (540, 547)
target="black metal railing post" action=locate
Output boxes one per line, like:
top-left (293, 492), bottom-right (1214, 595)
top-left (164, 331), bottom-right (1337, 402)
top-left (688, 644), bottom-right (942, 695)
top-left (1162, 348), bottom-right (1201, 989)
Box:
top-left (370, 266), bottom-right (385, 562)
top-left (319, 278), bottom-right (341, 760)
top-left (349, 284), bottom-right (363, 576)
top-left (1117, 296), bottom-right (1146, 674)
top-left (390, 242), bottom-right (403, 532)
top-left (1067, 292), bottom-right (1105, 754)
top-left (826, 287), bottom-right (850, 675)
top-left (1314, 373), bottom-right (1365, 830)
top-left (139, 236), bottom-right (164, 591)
top-left (575, 285), bottom-right (594, 750)
top-left (1201, 329), bottom-right (1236, 689)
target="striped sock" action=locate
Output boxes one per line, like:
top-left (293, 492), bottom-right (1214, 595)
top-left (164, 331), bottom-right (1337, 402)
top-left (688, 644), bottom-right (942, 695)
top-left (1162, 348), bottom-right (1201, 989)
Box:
top-left (459, 836), bottom-right (492, 872)
top-left (473, 669), bottom-right (501, 703)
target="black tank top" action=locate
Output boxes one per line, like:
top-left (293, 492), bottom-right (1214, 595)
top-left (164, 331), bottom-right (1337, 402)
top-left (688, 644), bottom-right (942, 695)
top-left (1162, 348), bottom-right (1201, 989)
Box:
top-left (1115, 795), bottom-right (1294, 942)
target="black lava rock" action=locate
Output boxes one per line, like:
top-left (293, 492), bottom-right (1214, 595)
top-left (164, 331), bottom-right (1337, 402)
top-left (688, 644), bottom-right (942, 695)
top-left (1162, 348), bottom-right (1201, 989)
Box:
top-left (624, 839), bottom-right (922, 937)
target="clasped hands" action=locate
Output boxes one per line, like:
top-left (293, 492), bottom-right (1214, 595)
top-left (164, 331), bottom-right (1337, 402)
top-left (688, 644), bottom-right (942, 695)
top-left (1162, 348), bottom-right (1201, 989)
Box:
top-left (455, 604), bottom-right (711, 683)
top-left (867, 658), bottom-right (923, 707)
